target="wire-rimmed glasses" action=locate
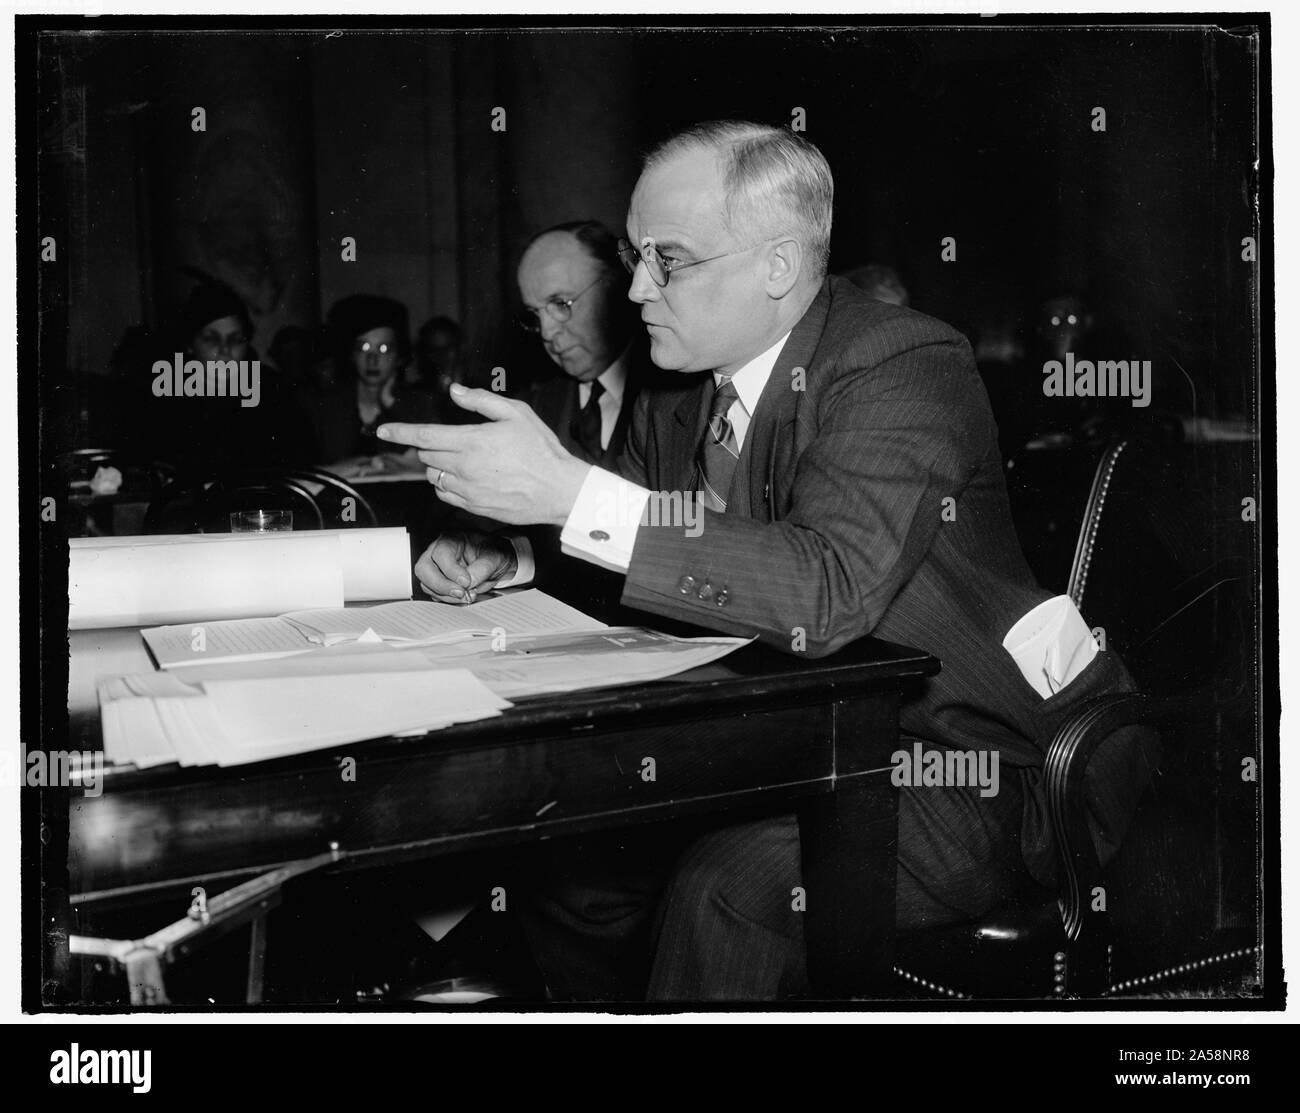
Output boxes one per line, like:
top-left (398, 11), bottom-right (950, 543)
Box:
top-left (516, 275), bottom-right (607, 333)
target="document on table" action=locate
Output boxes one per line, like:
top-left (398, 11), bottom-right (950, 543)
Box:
top-left (70, 527), bottom-right (413, 630)
top-left (138, 626), bottom-right (754, 696)
top-left (143, 627), bottom-right (752, 701)
top-left (142, 616), bottom-right (318, 668)
top-left (282, 590), bottom-right (607, 646)
top-left (107, 592), bottom-right (751, 771)
top-left (143, 589), bottom-right (608, 668)
top-left (70, 532), bottom-right (344, 630)
top-left (435, 628), bottom-right (752, 699)
top-left (200, 672), bottom-right (509, 765)
top-left (99, 669), bottom-right (511, 768)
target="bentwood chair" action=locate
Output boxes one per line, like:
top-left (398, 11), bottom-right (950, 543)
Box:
top-left (892, 432), bottom-right (1261, 999)
top-left (143, 467), bottom-right (378, 534)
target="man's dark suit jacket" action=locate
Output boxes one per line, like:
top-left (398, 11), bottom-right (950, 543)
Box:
top-left (528, 342), bottom-right (648, 468)
top-left (600, 276), bottom-right (1157, 886)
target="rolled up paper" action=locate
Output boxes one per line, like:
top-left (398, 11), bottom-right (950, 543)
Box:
top-left (68, 528), bottom-right (412, 629)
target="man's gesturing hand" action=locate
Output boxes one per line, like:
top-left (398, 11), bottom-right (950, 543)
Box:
top-left (378, 385), bottom-right (591, 526)
top-left (415, 531), bottom-right (517, 604)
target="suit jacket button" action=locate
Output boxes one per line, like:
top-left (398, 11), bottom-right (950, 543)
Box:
top-left (697, 582), bottom-right (713, 601)
top-left (715, 588), bottom-right (729, 607)
top-left (678, 575), bottom-right (696, 595)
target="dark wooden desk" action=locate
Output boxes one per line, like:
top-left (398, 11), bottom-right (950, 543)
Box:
top-left (62, 629), bottom-right (939, 1001)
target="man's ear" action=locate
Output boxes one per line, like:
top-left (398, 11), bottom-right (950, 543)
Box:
top-left (765, 238), bottom-right (804, 299)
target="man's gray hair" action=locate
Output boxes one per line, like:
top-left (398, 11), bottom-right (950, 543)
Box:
top-left (644, 120), bottom-right (834, 279)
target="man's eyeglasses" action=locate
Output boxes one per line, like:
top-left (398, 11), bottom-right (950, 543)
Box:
top-left (516, 275), bottom-right (606, 333)
top-left (617, 237), bottom-right (764, 288)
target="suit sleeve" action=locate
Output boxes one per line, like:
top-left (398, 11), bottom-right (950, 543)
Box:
top-left (620, 337), bottom-right (992, 656)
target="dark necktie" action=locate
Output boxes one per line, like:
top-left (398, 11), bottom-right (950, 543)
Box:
top-left (697, 378), bottom-right (740, 512)
top-left (571, 380), bottom-right (605, 460)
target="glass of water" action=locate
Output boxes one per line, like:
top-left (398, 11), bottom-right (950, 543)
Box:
top-left (230, 509), bottom-right (294, 533)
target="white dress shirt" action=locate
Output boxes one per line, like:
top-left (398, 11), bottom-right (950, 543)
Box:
top-left (578, 348), bottom-right (629, 452)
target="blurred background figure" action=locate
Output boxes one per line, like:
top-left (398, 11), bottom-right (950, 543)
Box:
top-left (300, 293), bottom-right (441, 478)
top-left (267, 325), bottom-right (315, 391)
top-left (1025, 289), bottom-right (1128, 445)
top-left (410, 315), bottom-right (471, 423)
top-left (841, 262), bottom-right (910, 307)
top-left (1035, 293), bottom-right (1093, 363)
top-left (412, 316), bottom-right (464, 391)
top-left (146, 272), bottom-right (314, 473)
top-left (516, 220), bottom-right (649, 468)
top-left (303, 325), bottom-right (341, 396)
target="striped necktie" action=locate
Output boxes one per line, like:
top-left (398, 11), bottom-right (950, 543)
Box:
top-left (697, 377), bottom-right (740, 512)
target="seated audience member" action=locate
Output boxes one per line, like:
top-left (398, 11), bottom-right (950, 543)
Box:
top-left (108, 324), bottom-right (163, 457)
top-left (268, 325), bottom-right (314, 391)
top-left (147, 275), bottom-right (314, 472)
top-left (302, 325), bottom-right (341, 396)
top-left (379, 121), bottom-right (1156, 1001)
top-left (412, 315), bottom-right (464, 391)
top-left (302, 294), bottom-right (441, 478)
top-left (516, 220), bottom-right (651, 468)
top-left (985, 290), bottom-right (1124, 462)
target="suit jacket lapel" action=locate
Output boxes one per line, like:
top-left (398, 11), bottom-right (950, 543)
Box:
top-left (744, 281), bottom-right (833, 520)
top-left (557, 379), bottom-right (581, 449)
top-left (605, 378), bottom-right (638, 466)
top-left (662, 373), bottom-right (713, 493)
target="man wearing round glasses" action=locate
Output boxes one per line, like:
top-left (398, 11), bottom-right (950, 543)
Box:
top-left (517, 220), bottom-right (645, 469)
top-left (380, 121), bottom-right (1148, 1002)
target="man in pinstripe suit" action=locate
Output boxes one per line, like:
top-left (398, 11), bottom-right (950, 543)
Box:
top-left (379, 121), bottom-right (1152, 1000)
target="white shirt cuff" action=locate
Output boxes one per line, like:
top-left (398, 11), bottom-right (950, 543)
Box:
top-left (496, 535), bottom-right (535, 589)
top-left (560, 466), bottom-right (651, 574)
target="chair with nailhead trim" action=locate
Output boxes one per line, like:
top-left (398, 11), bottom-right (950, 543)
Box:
top-left (892, 432), bottom-right (1261, 1000)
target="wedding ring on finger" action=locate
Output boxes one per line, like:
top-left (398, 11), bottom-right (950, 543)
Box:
top-left (435, 469), bottom-right (446, 490)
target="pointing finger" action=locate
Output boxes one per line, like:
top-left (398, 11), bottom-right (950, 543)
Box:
top-left (376, 422), bottom-right (473, 450)
top-left (448, 384), bottom-right (523, 422)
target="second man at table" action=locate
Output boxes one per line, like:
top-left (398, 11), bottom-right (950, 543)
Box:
top-left (516, 219), bottom-right (650, 467)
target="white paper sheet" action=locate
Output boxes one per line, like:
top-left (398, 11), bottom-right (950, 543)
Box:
top-left (283, 589), bottom-right (608, 646)
top-left (331, 529), bottom-right (413, 600)
top-left (142, 616), bottom-right (316, 668)
top-left (69, 528), bottom-right (412, 630)
top-left (197, 670), bottom-right (510, 766)
top-left (69, 533), bottom-right (345, 629)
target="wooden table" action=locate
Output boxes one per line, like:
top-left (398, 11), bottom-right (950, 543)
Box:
top-left (60, 626), bottom-right (939, 1002)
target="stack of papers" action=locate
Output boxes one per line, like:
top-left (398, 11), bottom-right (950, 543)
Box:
top-left (142, 590), bottom-right (607, 668)
top-left (100, 590), bottom-right (752, 771)
top-left (412, 627), bottom-right (752, 700)
top-left (99, 669), bottom-right (510, 768)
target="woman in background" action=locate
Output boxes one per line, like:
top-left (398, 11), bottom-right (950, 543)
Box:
top-left (144, 276), bottom-right (314, 472)
top-left (302, 294), bottom-right (442, 478)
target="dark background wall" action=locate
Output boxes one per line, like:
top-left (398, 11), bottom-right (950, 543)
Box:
top-left (39, 25), bottom-right (1258, 443)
